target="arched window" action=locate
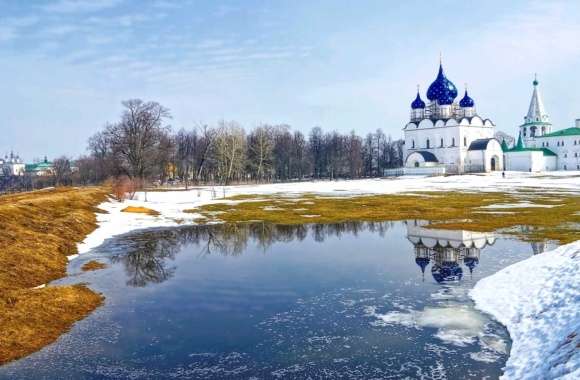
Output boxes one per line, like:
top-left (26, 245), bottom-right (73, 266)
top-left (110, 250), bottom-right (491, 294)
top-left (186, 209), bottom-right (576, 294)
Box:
top-left (464, 137), bottom-right (467, 147)
top-left (440, 138), bottom-right (444, 147)
top-left (562, 141), bottom-right (565, 146)
top-left (523, 127), bottom-right (527, 137)
top-left (452, 137), bottom-right (455, 147)
top-left (426, 139), bottom-right (430, 149)
top-left (412, 140), bottom-right (415, 149)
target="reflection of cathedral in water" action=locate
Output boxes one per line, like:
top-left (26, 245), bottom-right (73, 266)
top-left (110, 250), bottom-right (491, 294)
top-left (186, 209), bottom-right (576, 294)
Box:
top-left (406, 220), bottom-right (496, 283)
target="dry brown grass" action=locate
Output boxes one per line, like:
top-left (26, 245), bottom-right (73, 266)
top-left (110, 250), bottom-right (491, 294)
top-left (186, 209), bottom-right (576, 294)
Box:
top-left (121, 206), bottom-right (160, 216)
top-left (0, 285), bottom-right (103, 364)
top-left (81, 260), bottom-right (107, 272)
top-left (187, 191), bottom-right (580, 244)
top-left (0, 187), bottom-right (108, 365)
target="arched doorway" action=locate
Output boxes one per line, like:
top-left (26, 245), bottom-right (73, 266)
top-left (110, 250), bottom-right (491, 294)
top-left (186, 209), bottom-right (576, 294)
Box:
top-left (490, 157), bottom-right (497, 171)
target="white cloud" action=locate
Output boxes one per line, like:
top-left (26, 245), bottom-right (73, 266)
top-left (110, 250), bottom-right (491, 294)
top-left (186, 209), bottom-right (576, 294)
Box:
top-left (42, 0), bottom-right (123, 14)
top-left (150, 0), bottom-right (183, 10)
top-left (42, 24), bottom-right (81, 36)
top-left (0, 16), bottom-right (40, 42)
top-left (0, 27), bottom-right (16, 42)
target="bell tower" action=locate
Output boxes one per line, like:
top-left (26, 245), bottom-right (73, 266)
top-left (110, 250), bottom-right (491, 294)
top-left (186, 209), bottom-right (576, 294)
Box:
top-left (519, 75), bottom-right (552, 147)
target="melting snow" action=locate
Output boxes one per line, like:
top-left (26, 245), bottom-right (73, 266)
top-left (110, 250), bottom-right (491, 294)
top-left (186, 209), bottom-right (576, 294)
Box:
top-left (471, 241), bottom-right (580, 379)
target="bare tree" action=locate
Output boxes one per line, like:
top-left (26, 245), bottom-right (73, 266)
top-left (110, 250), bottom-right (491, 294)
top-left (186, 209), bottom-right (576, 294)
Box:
top-left (53, 156), bottom-right (72, 186)
top-left (105, 99), bottom-right (171, 182)
top-left (214, 121), bottom-right (246, 185)
top-left (247, 124), bottom-right (274, 182)
top-left (194, 124), bottom-right (217, 183)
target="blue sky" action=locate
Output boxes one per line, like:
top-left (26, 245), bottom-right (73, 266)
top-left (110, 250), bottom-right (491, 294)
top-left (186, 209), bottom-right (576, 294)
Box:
top-left (1, 0), bottom-right (580, 160)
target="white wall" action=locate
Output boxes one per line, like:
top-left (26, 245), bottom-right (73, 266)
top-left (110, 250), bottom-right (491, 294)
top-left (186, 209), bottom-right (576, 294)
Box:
top-left (504, 151), bottom-right (545, 172)
top-left (529, 133), bottom-right (580, 170)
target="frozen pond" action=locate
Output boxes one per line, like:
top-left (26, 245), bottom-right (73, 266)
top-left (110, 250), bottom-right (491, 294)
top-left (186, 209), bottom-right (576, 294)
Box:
top-left (0, 221), bottom-right (556, 379)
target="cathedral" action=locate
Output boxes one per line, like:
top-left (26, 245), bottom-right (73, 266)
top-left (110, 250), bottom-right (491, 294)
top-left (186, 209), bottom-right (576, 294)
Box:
top-left (403, 63), bottom-right (503, 174)
top-left (402, 63), bottom-right (580, 174)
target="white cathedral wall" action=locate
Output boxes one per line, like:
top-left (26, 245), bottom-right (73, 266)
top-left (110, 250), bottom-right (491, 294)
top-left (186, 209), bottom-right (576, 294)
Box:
top-left (466, 140), bottom-right (503, 172)
top-left (483, 140), bottom-right (504, 171)
top-left (404, 123), bottom-right (495, 173)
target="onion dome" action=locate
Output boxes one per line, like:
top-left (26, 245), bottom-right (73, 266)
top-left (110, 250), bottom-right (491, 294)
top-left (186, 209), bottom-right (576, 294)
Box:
top-left (426, 64), bottom-right (458, 105)
top-left (411, 89), bottom-right (426, 109)
top-left (459, 90), bottom-right (474, 108)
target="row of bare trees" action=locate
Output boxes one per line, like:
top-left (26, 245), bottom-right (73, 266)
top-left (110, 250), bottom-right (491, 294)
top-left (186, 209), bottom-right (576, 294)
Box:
top-left (77, 99), bottom-right (404, 187)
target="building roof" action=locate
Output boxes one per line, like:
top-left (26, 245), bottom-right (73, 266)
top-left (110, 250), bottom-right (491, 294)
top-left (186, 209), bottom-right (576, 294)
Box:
top-left (25, 162), bottom-right (54, 171)
top-left (413, 151), bottom-right (438, 162)
top-left (411, 90), bottom-right (426, 109)
top-left (524, 75), bottom-right (550, 125)
top-left (459, 89), bottom-right (474, 108)
top-left (508, 147), bottom-right (558, 157)
top-left (539, 127), bottom-right (580, 138)
top-left (506, 133), bottom-right (556, 156)
top-left (426, 64), bottom-right (458, 105)
top-left (468, 138), bottom-right (495, 151)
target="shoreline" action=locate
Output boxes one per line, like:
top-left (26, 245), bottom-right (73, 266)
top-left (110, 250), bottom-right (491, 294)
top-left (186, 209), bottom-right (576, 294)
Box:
top-left (0, 187), bottom-right (107, 365)
top-left (2, 172), bottom-right (578, 369)
top-left (471, 241), bottom-right (580, 379)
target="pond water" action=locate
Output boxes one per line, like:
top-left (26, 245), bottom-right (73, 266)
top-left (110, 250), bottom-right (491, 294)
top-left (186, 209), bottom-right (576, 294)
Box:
top-left (0, 221), bottom-right (556, 379)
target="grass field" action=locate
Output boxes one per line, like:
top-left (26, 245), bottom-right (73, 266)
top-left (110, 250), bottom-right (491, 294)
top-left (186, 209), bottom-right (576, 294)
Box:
top-left (0, 187), bottom-right (108, 364)
top-left (187, 190), bottom-right (580, 244)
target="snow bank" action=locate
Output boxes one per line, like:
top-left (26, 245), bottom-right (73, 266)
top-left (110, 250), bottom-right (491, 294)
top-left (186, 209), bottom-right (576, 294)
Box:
top-left (471, 241), bottom-right (580, 379)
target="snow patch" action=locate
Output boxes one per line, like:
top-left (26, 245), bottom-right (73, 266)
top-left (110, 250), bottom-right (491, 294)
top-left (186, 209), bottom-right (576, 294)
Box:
top-left (76, 172), bottom-right (580, 256)
top-left (479, 202), bottom-right (559, 209)
top-left (471, 241), bottom-right (580, 379)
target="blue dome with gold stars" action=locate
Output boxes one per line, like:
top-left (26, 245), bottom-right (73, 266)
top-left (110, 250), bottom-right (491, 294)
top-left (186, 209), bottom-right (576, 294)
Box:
top-left (426, 64), bottom-right (458, 105)
top-left (411, 91), bottom-right (426, 109)
top-left (459, 90), bottom-right (474, 108)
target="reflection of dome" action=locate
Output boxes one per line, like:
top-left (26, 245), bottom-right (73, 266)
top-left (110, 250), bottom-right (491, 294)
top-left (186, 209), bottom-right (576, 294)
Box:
top-left (411, 91), bottom-right (426, 109)
top-left (415, 257), bottom-right (430, 273)
top-left (431, 262), bottom-right (463, 283)
top-left (463, 257), bottom-right (479, 273)
top-left (426, 64), bottom-right (458, 105)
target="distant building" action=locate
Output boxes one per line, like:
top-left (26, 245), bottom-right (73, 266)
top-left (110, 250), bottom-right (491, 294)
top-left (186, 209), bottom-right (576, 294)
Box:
top-left (0, 152), bottom-right (25, 176)
top-left (403, 62), bottom-right (503, 175)
top-left (503, 77), bottom-right (580, 171)
top-left (25, 156), bottom-right (55, 176)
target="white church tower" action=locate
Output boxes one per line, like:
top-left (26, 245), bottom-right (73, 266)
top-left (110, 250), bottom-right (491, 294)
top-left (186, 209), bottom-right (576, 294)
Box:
top-left (519, 75), bottom-right (552, 147)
